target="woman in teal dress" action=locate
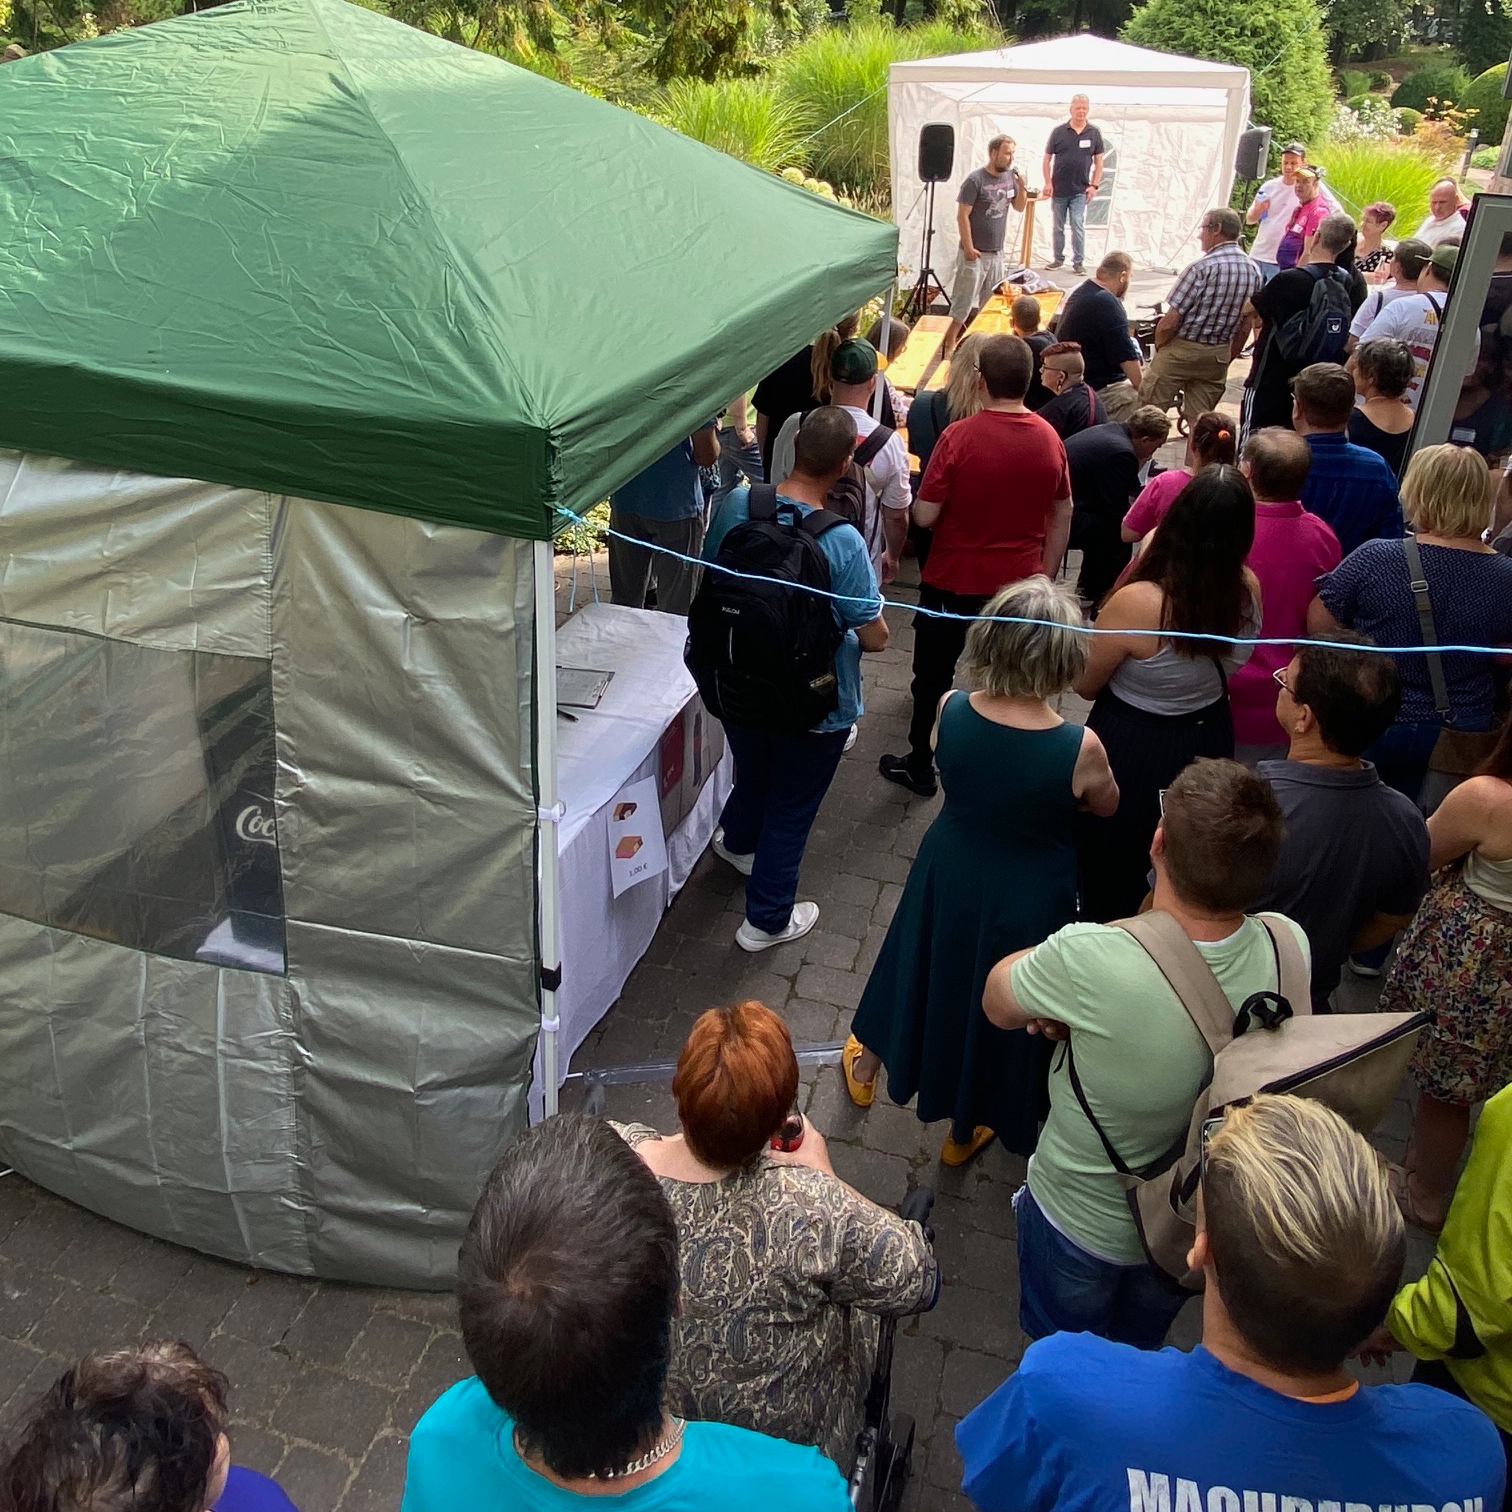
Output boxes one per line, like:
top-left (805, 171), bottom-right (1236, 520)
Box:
top-left (843, 576), bottom-right (1119, 1166)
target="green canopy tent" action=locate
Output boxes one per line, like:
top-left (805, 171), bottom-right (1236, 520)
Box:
top-left (0, 0), bottom-right (898, 1283)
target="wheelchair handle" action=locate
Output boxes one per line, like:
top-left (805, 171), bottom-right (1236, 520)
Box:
top-left (900, 1187), bottom-right (936, 1226)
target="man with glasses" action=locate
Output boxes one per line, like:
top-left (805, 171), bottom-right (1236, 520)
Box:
top-left (1252, 634), bottom-right (1429, 1013)
top-left (1034, 343), bottom-right (1108, 441)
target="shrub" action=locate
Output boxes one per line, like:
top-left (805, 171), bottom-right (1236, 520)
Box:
top-left (1329, 96), bottom-right (1402, 140)
top-left (1460, 62), bottom-right (1511, 144)
top-left (1314, 138), bottom-right (1442, 222)
top-left (657, 78), bottom-right (813, 170)
top-left (774, 16), bottom-right (1003, 193)
top-left (1396, 106), bottom-right (1424, 130)
top-left (554, 501), bottom-right (609, 556)
top-left (1393, 61), bottom-right (1471, 113)
top-left (1123, 0), bottom-right (1333, 149)
top-left (1458, 0), bottom-right (1512, 78)
top-left (1339, 66), bottom-right (1371, 96)
top-left (1475, 144), bottom-right (1501, 166)
top-left (1369, 69), bottom-right (1393, 90)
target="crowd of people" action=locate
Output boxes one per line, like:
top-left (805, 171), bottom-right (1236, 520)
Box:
top-left (7, 122), bottom-right (1512, 1512)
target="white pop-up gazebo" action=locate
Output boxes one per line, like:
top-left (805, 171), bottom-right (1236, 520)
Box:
top-left (889, 34), bottom-right (1251, 278)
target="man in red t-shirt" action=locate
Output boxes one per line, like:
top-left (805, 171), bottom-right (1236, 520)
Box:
top-left (879, 334), bottom-right (1072, 797)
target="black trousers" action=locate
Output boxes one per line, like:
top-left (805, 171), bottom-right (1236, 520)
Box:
top-left (906, 584), bottom-right (989, 773)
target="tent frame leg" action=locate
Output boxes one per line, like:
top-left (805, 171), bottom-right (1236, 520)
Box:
top-left (532, 538), bottom-right (563, 1118)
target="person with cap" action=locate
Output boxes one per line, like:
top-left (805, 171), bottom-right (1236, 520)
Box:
top-left (1413, 177), bottom-right (1471, 250)
top-left (1245, 142), bottom-right (1334, 282)
top-left (944, 135), bottom-right (1029, 357)
top-left (1353, 243), bottom-right (1471, 413)
top-left (1034, 343), bottom-right (1108, 441)
top-left (1345, 237), bottom-right (1433, 355)
top-left (770, 338), bottom-right (912, 583)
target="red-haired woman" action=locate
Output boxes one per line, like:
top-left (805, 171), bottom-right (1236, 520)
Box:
top-left (615, 1000), bottom-right (937, 1466)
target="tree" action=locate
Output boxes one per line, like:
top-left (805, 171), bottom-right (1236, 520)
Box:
top-left (1321, 0), bottom-right (1406, 62)
top-left (1458, 0), bottom-right (1512, 76)
top-left (1123, 0), bottom-right (1334, 150)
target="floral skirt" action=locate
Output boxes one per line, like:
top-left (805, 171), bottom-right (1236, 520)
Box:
top-left (1380, 870), bottom-right (1512, 1106)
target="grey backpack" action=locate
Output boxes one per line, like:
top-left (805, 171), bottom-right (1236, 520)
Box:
top-left (1065, 910), bottom-right (1428, 1292)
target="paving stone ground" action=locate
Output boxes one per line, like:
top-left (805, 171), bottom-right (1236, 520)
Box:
top-left (0, 396), bottom-right (1429, 1509)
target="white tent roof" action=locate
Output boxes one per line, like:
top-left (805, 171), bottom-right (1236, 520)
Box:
top-left (889, 32), bottom-right (1250, 92)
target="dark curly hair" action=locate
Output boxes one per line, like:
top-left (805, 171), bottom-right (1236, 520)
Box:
top-left (0, 1342), bottom-right (229, 1512)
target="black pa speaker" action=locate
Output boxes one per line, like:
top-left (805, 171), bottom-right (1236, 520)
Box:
top-left (1234, 126), bottom-right (1273, 180)
top-left (918, 122), bottom-right (956, 184)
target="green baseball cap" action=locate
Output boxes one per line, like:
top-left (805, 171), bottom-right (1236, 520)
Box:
top-left (1429, 242), bottom-right (1460, 278)
top-left (830, 338), bottom-right (879, 384)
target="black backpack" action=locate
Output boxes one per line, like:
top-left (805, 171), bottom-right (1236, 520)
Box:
top-left (685, 485), bottom-right (850, 733)
top-left (825, 423), bottom-right (894, 534)
top-left (1272, 264), bottom-right (1353, 365)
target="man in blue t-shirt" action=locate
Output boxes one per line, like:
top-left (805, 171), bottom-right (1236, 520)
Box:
top-left (703, 406), bottom-right (888, 952)
top-left (956, 1095), bottom-right (1507, 1512)
top-left (403, 1114), bottom-right (851, 1512)
top-left (609, 421), bottom-right (720, 615)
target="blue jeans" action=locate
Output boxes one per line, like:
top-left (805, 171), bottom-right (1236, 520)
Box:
top-left (1051, 195), bottom-right (1087, 265)
top-left (720, 724), bottom-right (848, 932)
top-left (1015, 1185), bottom-right (1187, 1348)
top-left (714, 425), bottom-right (764, 507)
top-left (1367, 717), bottom-right (1447, 806)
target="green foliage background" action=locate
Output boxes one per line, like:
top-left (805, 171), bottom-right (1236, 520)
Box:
top-left (1123, 0), bottom-right (1335, 148)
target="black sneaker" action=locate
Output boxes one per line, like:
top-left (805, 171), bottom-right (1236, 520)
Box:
top-left (879, 754), bottom-right (938, 797)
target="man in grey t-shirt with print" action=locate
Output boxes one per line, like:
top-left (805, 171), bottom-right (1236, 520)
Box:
top-left (945, 135), bottom-right (1026, 355)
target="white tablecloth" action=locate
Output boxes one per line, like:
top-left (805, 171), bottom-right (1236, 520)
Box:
top-left (532, 602), bottom-right (733, 1109)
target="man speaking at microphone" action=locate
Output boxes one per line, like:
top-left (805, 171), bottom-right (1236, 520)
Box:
top-left (944, 135), bottom-right (1027, 357)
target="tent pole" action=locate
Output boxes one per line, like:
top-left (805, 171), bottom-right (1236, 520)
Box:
top-left (532, 537), bottom-right (563, 1118)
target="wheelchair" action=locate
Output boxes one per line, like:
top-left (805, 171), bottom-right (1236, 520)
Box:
top-left (848, 1187), bottom-right (938, 1512)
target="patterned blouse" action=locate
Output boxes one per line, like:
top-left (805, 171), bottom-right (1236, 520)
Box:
top-left (613, 1122), bottom-right (938, 1465)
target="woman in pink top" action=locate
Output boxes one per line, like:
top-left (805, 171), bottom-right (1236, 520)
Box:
top-left (1120, 411), bottom-right (1237, 542)
top-left (1230, 428), bottom-right (1342, 759)
top-left (1275, 168), bottom-right (1330, 269)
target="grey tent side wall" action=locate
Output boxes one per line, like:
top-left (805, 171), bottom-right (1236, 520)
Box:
top-left (0, 452), bottom-right (540, 1286)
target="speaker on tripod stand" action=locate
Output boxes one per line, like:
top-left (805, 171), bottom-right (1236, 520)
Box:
top-left (1232, 125), bottom-right (1272, 231)
top-left (904, 122), bottom-right (955, 321)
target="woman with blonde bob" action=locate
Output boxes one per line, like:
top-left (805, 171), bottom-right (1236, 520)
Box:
top-left (843, 576), bottom-right (1119, 1165)
top-left (906, 331), bottom-right (988, 480)
top-left (1311, 442), bottom-right (1512, 805)
top-left (615, 1000), bottom-right (937, 1465)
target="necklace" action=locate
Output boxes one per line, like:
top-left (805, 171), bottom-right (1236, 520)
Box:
top-left (591, 1418), bottom-right (685, 1481)
top-left (517, 1417), bottom-right (685, 1484)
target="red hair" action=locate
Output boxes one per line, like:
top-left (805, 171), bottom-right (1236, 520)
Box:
top-left (673, 1001), bottom-right (799, 1168)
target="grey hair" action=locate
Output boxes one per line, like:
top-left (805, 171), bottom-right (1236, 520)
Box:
top-left (963, 575), bottom-right (1089, 699)
top-left (1316, 214), bottom-right (1356, 255)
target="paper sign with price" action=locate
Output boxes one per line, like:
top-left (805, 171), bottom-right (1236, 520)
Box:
top-left (607, 775), bottom-right (668, 898)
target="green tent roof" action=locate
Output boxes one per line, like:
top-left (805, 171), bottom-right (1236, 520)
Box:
top-left (0, 0), bottom-right (896, 540)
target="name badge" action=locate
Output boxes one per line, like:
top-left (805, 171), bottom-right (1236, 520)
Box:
top-left (1451, 427), bottom-right (1477, 444)
top-left (1079, 138), bottom-right (1092, 148)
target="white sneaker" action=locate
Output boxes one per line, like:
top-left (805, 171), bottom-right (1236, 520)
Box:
top-left (736, 902), bottom-right (820, 952)
top-left (844, 724), bottom-right (858, 752)
top-left (711, 829), bottom-right (754, 876)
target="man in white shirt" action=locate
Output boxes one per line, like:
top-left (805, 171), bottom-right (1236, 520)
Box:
top-left (1345, 236), bottom-right (1432, 353)
top-left (1413, 177), bottom-right (1469, 249)
top-left (770, 339), bottom-right (911, 583)
top-left (1245, 141), bottom-right (1333, 281)
top-left (1352, 242), bottom-right (1474, 411)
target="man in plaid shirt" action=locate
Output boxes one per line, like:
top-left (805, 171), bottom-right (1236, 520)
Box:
top-left (1137, 208), bottom-right (1261, 425)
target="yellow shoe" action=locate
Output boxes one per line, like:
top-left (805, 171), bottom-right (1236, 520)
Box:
top-left (841, 1035), bottom-right (876, 1108)
top-left (941, 1126), bottom-right (995, 1167)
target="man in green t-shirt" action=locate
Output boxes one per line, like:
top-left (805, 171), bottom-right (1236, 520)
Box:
top-left (982, 758), bottom-right (1309, 1348)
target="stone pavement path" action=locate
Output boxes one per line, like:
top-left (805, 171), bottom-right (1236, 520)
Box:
top-left (0, 547), bottom-right (1418, 1512)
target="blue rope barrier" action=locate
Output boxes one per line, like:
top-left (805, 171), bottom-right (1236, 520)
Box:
top-left (554, 502), bottom-right (1512, 659)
